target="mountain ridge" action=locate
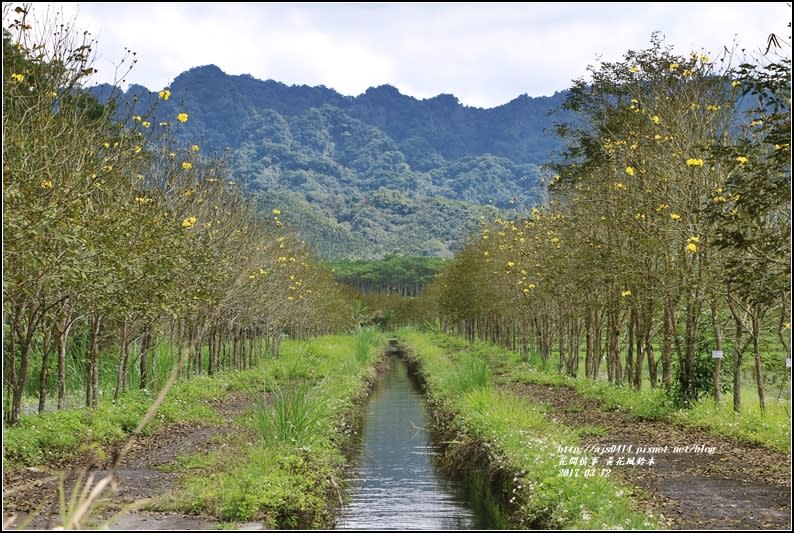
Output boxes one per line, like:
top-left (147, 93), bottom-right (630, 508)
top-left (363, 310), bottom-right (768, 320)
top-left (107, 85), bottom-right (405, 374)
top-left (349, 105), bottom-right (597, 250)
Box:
top-left (98, 64), bottom-right (568, 259)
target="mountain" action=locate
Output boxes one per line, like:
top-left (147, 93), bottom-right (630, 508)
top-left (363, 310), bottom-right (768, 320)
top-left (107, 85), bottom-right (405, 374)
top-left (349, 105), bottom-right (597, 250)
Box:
top-left (98, 65), bottom-right (569, 260)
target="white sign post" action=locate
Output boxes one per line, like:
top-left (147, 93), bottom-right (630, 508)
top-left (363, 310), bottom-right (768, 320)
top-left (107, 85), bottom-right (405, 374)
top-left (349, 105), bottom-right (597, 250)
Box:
top-left (712, 350), bottom-right (723, 359)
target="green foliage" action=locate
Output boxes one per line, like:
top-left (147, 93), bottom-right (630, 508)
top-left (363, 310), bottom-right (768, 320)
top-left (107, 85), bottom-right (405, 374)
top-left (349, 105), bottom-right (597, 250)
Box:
top-left (353, 327), bottom-right (381, 364)
top-left (160, 335), bottom-right (379, 526)
top-left (675, 394), bottom-right (791, 452)
top-left (445, 352), bottom-right (490, 395)
top-left (98, 66), bottom-right (558, 260)
top-left (400, 330), bottom-right (654, 529)
top-left (4, 391), bottom-right (150, 466)
top-left (330, 256), bottom-right (447, 295)
top-left (251, 380), bottom-right (330, 446)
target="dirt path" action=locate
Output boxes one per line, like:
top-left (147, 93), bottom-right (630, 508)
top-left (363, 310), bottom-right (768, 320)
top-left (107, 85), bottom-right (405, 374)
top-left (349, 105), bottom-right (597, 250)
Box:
top-left (2, 395), bottom-right (261, 530)
top-left (504, 382), bottom-right (791, 529)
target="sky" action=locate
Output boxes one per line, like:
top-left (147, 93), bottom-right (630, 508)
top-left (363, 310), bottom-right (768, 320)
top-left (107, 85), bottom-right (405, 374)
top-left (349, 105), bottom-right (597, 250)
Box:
top-left (21, 2), bottom-right (792, 108)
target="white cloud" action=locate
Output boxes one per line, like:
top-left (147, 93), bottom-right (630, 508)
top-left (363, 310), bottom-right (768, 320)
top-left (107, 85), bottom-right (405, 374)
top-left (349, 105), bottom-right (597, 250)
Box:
top-left (29, 2), bottom-right (791, 108)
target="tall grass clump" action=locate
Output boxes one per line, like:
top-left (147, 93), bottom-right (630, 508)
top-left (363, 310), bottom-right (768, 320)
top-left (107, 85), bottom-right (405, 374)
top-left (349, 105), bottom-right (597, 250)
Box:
top-left (354, 327), bottom-right (381, 364)
top-left (251, 380), bottom-right (329, 446)
top-left (445, 353), bottom-right (489, 395)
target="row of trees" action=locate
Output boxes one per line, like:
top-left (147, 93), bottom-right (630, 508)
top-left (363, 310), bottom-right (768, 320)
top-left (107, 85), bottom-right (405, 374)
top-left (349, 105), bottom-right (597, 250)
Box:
top-left (330, 256), bottom-right (446, 296)
top-left (3, 6), bottom-right (354, 425)
top-left (430, 35), bottom-right (791, 411)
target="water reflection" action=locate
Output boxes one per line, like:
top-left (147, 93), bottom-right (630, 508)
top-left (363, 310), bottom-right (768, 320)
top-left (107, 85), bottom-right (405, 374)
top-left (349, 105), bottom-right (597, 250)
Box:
top-left (337, 357), bottom-right (493, 530)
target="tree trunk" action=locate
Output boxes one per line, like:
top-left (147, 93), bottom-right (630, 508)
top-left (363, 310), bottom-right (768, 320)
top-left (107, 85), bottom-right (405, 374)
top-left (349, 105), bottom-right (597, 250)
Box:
top-left (114, 321), bottom-right (131, 402)
top-left (728, 301), bottom-right (745, 413)
top-left (37, 326), bottom-right (53, 413)
top-left (86, 313), bottom-right (103, 409)
top-left (626, 306), bottom-right (636, 387)
top-left (662, 299), bottom-right (676, 387)
top-left (607, 304), bottom-right (622, 385)
top-left (11, 303), bottom-right (45, 425)
top-left (585, 308), bottom-right (593, 379)
top-left (643, 299), bottom-right (657, 388)
top-left (55, 314), bottom-right (76, 410)
top-left (683, 296), bottom-right (701, 402)
top-left (139, 327), bottom-right (153, 390)
top-left (710, 301), bottom-right (723, 404)
top-left (751, 307), bottom-right (766, 413)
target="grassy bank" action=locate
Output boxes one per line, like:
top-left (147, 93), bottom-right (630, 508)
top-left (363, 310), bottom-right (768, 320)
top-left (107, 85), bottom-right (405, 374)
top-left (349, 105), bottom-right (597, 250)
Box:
top-left (4, 371), bottom-right (238, 469)
top-left (399, 329), bottom-right (654, 529)
top-left (4, 330), bottom-right (385, 529)
top-left (152, 330), bottom-right (384, 528)
top-left (509, 356), bottom-right (791, 452)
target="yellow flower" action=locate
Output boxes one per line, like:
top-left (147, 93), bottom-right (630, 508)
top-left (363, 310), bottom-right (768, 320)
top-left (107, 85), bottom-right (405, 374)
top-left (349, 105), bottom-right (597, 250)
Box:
top-left (735, 156), bottom-right (748, 165)
top-left (668, 63), bottom-right (679, 71)
top-left (682, 69), bottom-right (693, 78)
top-left (159, 121), bottom-right (169, 127)
top-left (191, 144), bottom-right (200, 152)
top-left (272, 208), bottom-right (281, 216)
top-left (775, 143), bottom-right (790, 150)
top-left (40, 179), bottom-right (53, 189)
top-left (689, 103), bottom-right (699, 110)
top-left (132, 115), bottom-right (142, 122)
top-left (654, 134), bottom-right (661, 140)
top-left (751, 119), bottom-right (763, 126)
top-left (629, 66), bottom-right (639, 73)
top-left (483, 251), bottom-right (489, 257)
top-left (700, 54), bottom-right (710, 63)
top-left (686, 242), bottom-right (697, 253)
top-left (142, 121), bottom-right (151, 128)
top-left (614, 182), bottom-right (626, 190)
top-left (686, 158), bottom-right (704, 167)
top-left (10, 72), bottom-right (24, 82)
top-left (688, 235), bottom-right (699, 243)
top-left (133, 145), bottom-right (142, 154)
top-left (507, 261), bottom-right (515, 268)
top-left (621, 290), bottom-right (632, 297)
top-left (783, 322), bottom-right (791, 330)
top-left (706, 104), bottom-right (721, 111)
top-left (625, 166), bottom-right (635, 176)
top-left (651, 115), bottom-right (660, 124)
top-left (177, 112), bottom-right (189, 123)
top-left (656, 203), bottom-right (669, 212)
top-left (159, 89), bottom-right (171, 100)
top-left (181, 161), bottom-right (193, 170)
top-left (670, 213), bottom-right (681, 221)
top-left (527, 283), bottom-right (536, 289)
top-left (182, 216), bottom-right (197, 228)
top-left (731, 80), bottom-right (741, 87)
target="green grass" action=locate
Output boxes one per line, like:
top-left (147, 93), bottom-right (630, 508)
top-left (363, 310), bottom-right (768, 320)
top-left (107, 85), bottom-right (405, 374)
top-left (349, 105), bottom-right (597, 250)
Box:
top-left (4, 366), bottom-right (254, 468)
top-left (6, 332), bottom-right (386, 529)
top-left (156, 332), bottom-right (384, 527)
top-left (251, 379), bottom-right (331, 446)
top-left (675, 394), bottom-right (791, 452)
top-left (399, 329), bottom-right (655, 529)
top-left (439, 328), bottom-right (791, 453)
top-left (511, 363), bottom-right (791, 452)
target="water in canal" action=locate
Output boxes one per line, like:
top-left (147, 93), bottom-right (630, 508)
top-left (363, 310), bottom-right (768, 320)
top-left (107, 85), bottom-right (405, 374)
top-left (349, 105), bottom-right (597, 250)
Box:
top-left (336, 355), bottom-right (498, 530)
